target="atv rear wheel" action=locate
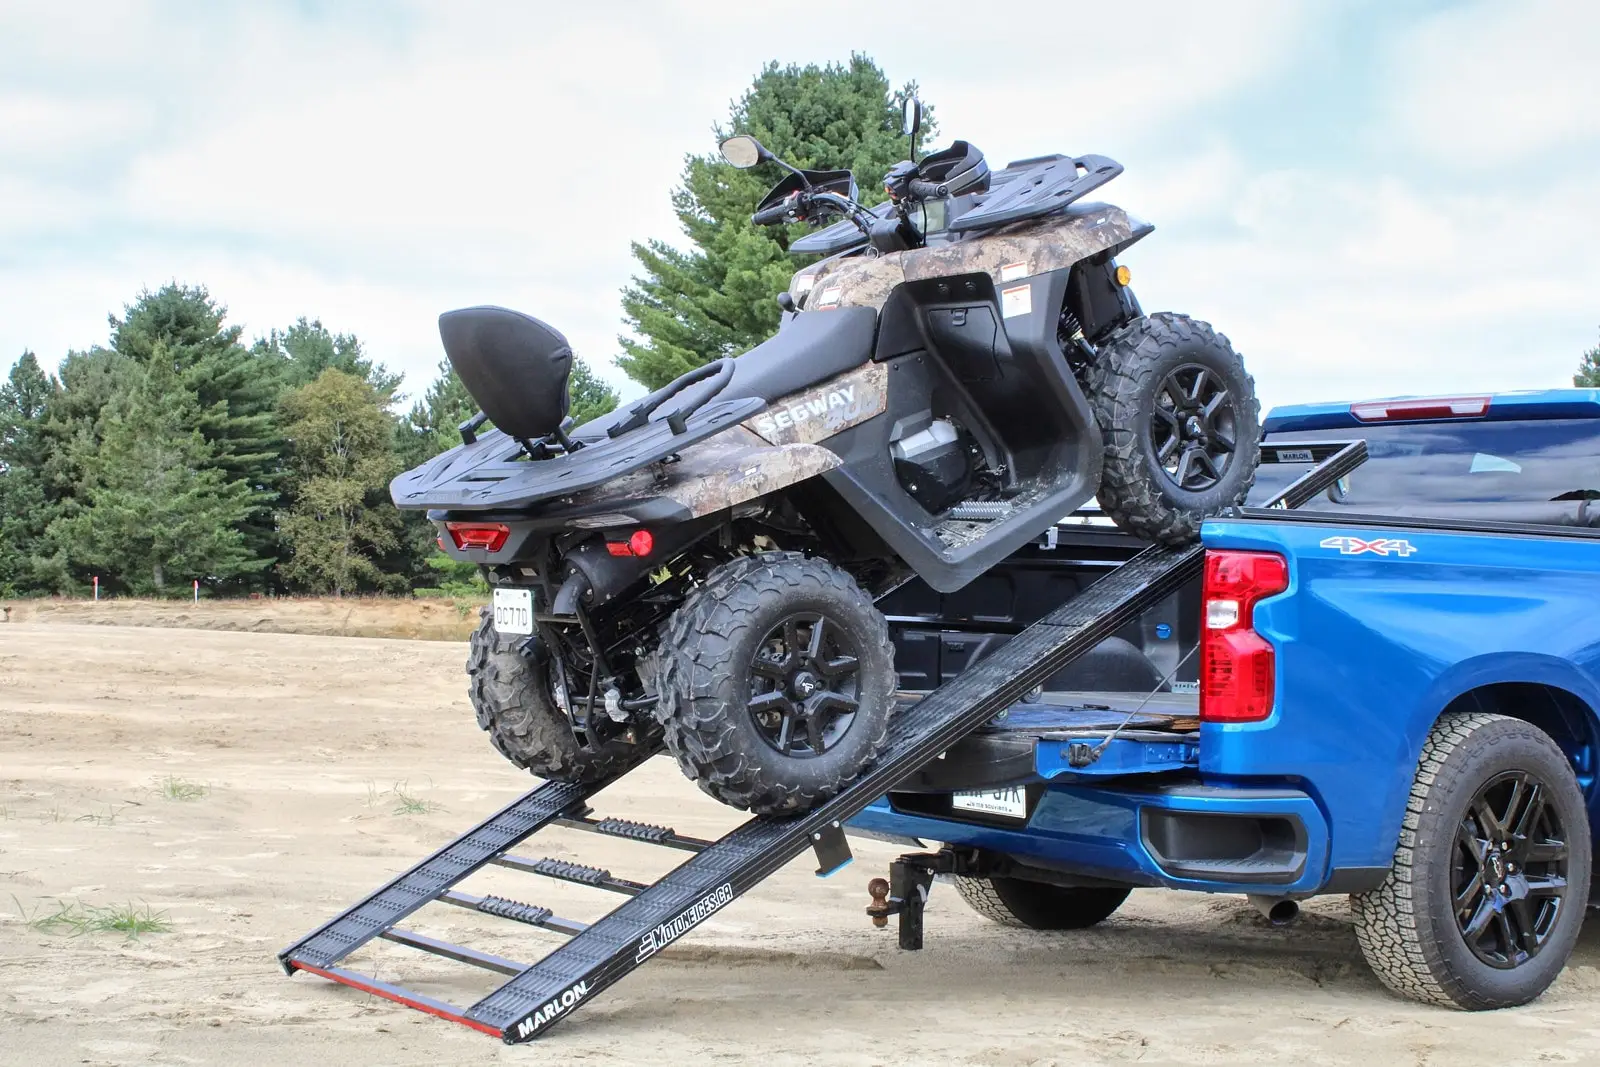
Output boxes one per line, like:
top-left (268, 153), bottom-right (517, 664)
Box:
top-left (955, 875), bottom-right (1130, 930)
top-left (467, 609), bottom-right (656, 783)
top-left (1089, 312), bottom-right (1259, 544)
top-left (652, 552), bottom-right (897, 814)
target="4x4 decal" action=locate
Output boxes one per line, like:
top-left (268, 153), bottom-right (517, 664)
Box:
top-left (1320, 535), bottom-right (1417, 557)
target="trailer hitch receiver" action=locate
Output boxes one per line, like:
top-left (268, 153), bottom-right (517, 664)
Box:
top-left (865, 851), bottom-right (955, 950)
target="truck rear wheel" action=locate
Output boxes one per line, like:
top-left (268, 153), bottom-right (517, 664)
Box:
top-left (1351, 712), bottom-right (1589, 1009)
top-left (955, 875), bottom-right (1130, 930)
top-left (1088, 312), bottom-right (1259, 544)
top-left (651, 552), bottom-right (896, 815)
top-left (467, 610), bottom-right (655, 783)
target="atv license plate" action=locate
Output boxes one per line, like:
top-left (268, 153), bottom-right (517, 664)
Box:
top-left (951, 787), bottom-right (1028, 820)
top-left (492, 588), bottom-right (534, 636)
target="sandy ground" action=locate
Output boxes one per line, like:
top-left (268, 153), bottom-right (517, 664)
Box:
top-left (4, 623), bottom-right (1600, 1066)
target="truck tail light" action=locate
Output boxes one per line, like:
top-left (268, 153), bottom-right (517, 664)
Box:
top-left (1200, 550), bottom-right (1288, 723)
top-left (444, 522), bottom-right (510, 552)
top-left (1350, 395), bottom-right (1489, 422)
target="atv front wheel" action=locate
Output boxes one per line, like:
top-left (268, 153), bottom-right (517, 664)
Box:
top-left (1089, 312), bottom-right (1260, 544)
top-left (467, 609), bottom-right (656, 783)
top-left (652, 552), bottom-right (897, 814)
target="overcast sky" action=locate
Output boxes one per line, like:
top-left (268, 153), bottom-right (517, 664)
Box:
top-left (3, 0), bottom-right (1597, 413)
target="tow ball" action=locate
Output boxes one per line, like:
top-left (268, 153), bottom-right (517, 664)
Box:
top-left (865, 851), bottom-right (956, 950)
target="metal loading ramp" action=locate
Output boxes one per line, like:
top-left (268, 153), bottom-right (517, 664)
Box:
top-left (278, 440), bottom-right (1363, 1043)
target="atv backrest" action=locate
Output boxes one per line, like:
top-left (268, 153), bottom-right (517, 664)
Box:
top-left (439, 306), bottom-right (572, 442)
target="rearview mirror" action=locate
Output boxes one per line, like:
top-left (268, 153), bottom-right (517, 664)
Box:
top-left (719, 135), bottom-right (769, 169)
top-left (902, 97), bottom-right (922, 138)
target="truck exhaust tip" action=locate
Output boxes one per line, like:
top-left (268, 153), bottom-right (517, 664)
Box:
top-left (1246, 894), bottom-right (1300, 926)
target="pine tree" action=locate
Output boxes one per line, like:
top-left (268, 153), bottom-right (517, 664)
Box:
top-left (110, 285), bottom-right (283, 586)
top-left (0, 352), bottom-right (58, 594)
top-left (568, 359), bottom-right (620, 427)
top-left (1577, 330), bottom-right (1600, 387)
top-left (618, 55), bottom-right (932, 389)
top-left (278, 369), bottom-right (402, 596)
top-left (44, 351), bottom-right (264, 595)
top-left (253, 317), bottom-right (402, 396)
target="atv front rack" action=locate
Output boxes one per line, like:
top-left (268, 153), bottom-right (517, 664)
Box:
top-left (281, 445), bottom-right (1363, 1043)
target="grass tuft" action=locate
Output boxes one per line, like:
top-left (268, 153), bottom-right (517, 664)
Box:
top-left (387, 779), bottom-right (444, 817)
top-left (74, 804), bottom-right (129, 827)
top-left (155, 776), bottom-right (209, 801)
top-left (21, 898), bottom-right (172, 939)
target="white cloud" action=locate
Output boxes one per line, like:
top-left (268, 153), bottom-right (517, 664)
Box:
top-left (2, 0), bottom-right (1594, 423)
top-left (1387, 0), bottom-right (1600, 161)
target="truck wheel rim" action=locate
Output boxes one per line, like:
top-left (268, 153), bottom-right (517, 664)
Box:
top-left (748, 613), bottom-right (861, 758)
top-left (1151, 363), bottom-right (1237, 492)
top-left (1452, 769), bottom-right (1570, 970)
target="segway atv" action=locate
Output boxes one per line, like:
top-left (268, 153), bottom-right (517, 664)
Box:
top-left (392, 99), bottom-right (1260, 815)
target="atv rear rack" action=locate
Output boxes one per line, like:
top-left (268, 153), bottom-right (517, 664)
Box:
top-left (280, 445), bottom-right (1362, 1043)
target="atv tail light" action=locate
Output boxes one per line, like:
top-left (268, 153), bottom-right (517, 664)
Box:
top-left (1350, 395), bottom-right (1489, 422)
top-left (1200, 550), bottom-right (1288, 724)
top-left (444, 522), bottom-right (510, 553)
top-left (606, 530), bottom-right (655, 557)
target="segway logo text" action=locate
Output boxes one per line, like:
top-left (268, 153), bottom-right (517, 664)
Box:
top-left (753, 385), bottom-right (857, 437)
top-left (514, 980), bottom-right (590, 1038)
top-left (634, 883), bottom-right (735, 962)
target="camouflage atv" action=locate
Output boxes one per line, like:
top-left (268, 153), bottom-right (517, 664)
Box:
top-left (395, 100), bottom-right (1259, 814)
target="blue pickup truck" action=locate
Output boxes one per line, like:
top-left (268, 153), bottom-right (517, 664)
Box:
top-left (852, 388), bottom-right (1600, 1011)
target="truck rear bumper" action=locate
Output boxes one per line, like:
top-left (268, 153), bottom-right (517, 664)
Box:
top-left (850, 779), bottom-right (1368, 896)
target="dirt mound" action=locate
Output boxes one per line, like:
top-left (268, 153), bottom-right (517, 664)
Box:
top-left (1, 595), bottom-right (481, 641)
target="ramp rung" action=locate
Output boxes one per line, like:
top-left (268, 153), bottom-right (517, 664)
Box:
top-left (437, 890), bottom-right (587, 936)
top-left (381, 928), bottom-right (528, 977)
top-left (494, 854), bottom-right (647, 895)
top-left (277, 777), bottom-right (602, 971)
top-left (556, 815), bottom-right (710, 852)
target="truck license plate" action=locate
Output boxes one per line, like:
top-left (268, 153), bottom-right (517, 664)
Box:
top-left (951, 787), bottom-right (1028, 820)
top-left (492, 588), bottom-right (533, 636)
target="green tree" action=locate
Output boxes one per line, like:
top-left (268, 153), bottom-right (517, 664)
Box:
top-left (44, 351), bottom-right (264, 595)
top-left (278, 369), bottom-right (402, 596)
top-left (254, 317), bottom-right (402, 396)
top-left (568, 359), bottom-right (620, 427)
top-left (1577, 330), bottom-right (1600, 387)
top-left (0, 352), bottom-right (59, 593)
top-left (618, 55), bottom-right (932, 389)
top-left (110, 285), bottom-right (283, 585)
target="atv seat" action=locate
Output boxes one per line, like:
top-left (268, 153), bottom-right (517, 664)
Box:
top-left (438, 306), bottom-right (572, 442)
top-left (724, 306), bottom-right (877, 403)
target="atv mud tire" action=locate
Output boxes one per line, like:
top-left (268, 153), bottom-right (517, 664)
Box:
top-left (467, 609), bottom-right (656, 783)
top-left (652, 552), bottom-right (896, 815)
top-left (1089, 312), bottom-right (1259, 544)
top-left (955, 875), bottom-right (1130, 930)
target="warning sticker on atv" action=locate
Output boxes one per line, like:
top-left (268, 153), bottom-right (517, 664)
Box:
top-left (1000, 283), bottom-right (1033, 318)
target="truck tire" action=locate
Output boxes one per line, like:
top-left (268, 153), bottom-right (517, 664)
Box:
top-left (1088, 312), bottom-right (1259, 544)
top-left (1351, 712), bottom-right (1589, 1010)
top-left (467, 609), bottom-right (655, 783)
top-left (955, 875), bottom-right (1130, 930)
top-left (652, 552), bottom-right (896, 815)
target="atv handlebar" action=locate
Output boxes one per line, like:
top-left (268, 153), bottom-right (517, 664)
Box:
top-left (907, 178), bottom-right (946, 200)
top-left (752, 189), bottom-right (878, 237)
top-left (751, 197), bottom-right (796, 226)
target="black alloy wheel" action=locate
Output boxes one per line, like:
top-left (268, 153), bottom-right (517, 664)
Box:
top-left (1452, 770), bottom-right (1571, 969)
top-left (1151, 363), bottom-right (1239, 493)
top-left (748, 613), bottom-right (862, 758)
